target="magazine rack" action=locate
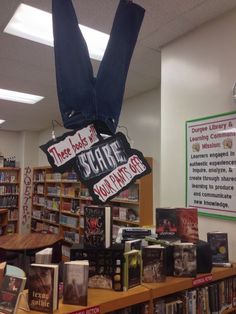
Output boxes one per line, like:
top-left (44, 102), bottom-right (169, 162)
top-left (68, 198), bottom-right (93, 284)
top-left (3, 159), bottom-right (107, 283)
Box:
top-left (70, 243), bottom-right (125, 291)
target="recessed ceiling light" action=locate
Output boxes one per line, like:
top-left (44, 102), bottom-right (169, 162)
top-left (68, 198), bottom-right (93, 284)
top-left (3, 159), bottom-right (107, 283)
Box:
top-left (4, 3), bottom-right (109, 61)
top-left (0, 119), bottom-right (5, 125)
top-left (0, 88), bottom-right (44, 104)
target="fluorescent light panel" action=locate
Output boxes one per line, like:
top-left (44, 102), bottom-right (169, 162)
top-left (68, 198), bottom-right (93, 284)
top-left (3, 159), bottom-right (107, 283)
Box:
top-left (0, 88), bottom-right (43, 104)
top-left (0, 120), bottom-right (5, 125)
top-left (4, 3), bottom-right (109, 61)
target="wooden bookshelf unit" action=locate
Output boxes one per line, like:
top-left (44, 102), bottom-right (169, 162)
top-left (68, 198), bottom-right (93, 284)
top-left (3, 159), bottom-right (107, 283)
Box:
top-left (31, 159), bottom-right (153, 253)
top-left (0, 167), bottom-right (20, 234)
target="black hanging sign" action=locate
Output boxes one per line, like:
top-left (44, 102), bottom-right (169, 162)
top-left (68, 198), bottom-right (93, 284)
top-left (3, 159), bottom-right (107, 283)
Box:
top-left (40, 125), bottom-right (151, 204)
top-left (75, 132), bottom-right (151, 204)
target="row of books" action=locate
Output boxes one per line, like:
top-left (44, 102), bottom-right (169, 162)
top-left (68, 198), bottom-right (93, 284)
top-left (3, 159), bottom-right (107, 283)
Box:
top-left (46, 185), bottom-right (61, 196)
top-left (112, 206), bottom-right (139, 222)
top-left (0, 196), bottom-right (18, 207)
top-left (8, 208), bottom-right (18, 220)
top-left (0, 172), bottom-right (17, 183)
top-left (31, 219), bottom-right (59, 234)
top-left (34, 171), bottom-right (78, 182)
top-left (34, 184), bottom-right (44, 194)
top-left (114, 184), bottom-right (139, 201)
top-left (153, 276), bottom-right (236, 314)
top-left (0, 185), bottom-right (19, 194)
top-left (60, 214), bottom-right (78, 229)
top-left (64, 230), bottom-right (80, 244)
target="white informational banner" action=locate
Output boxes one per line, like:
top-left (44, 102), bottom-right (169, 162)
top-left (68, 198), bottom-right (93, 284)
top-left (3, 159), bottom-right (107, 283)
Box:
top-left (186, 111), bottom-right (236, 219)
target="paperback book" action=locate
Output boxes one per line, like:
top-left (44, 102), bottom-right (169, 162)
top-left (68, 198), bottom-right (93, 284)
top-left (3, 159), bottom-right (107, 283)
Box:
top-left (207, 232), bottom-right (229, 264)
top-left (142, 245), bottom-right (166, 283)
top-left (156, 208), bottom-right (178, 240)
top-left (176, 207), bottom-right (199, 243)
top-left (173, 243), bottom-right (197, 277)
top-left (0, 275), bottom-right (26, 314)
top-left (123, 249), bottom-right (142, 291)
top-left (84, 205), bottom-right (112, 248)
top-left (35, 248), bottom-right (52, 264)
top-left (124, 239), bottom-right (142, 252)
top-left (63, 260), bottom-right (89, 306)
top-left (28, 264), bottom-right (59, 313)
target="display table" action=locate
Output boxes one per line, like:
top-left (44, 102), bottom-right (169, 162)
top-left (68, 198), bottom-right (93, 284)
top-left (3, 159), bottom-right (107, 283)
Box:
top-left (17, 285), bottom-right (151, 314)
top-left (16, 265), bottom-right (236, 314)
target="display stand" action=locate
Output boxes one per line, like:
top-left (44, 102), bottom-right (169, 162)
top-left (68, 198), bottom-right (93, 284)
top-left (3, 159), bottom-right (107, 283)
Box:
top-left (17, 265), bottom-right (236, 314)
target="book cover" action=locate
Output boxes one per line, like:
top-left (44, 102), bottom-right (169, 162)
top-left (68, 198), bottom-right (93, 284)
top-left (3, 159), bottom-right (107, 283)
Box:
top-left (142, 245), bottom-right (166, 283)
top-left (84, 205), bottom-right (112, 248)
top-left (0, 262), bottom-right (6, 287)
top-left (207, 232), bottom-right (229, 264)
top-left (35, 248), bottom-right (52, 264)
top-left (70, 244), bottom-right (124, 291)
top-left (176, 207), bottom-right (199, 243)
top-left (173, 243), bottom-right (197, 277)
top-left (124, 239), bottom-right (142, 252)
top-left (0, 275), bottom-right (26, 314)
top-left (123, 249), bottom-right (142, 291)
top-left (156, 208), bottom-right (178, 239)
top-left (63, 260), bottom-right (89, 306)
top-left (28, 264), bottom-right (59, 313)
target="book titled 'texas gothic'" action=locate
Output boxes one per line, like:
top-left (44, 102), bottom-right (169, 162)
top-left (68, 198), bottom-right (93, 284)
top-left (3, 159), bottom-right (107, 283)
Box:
top-left (28, 264), bottom-right (59, 313)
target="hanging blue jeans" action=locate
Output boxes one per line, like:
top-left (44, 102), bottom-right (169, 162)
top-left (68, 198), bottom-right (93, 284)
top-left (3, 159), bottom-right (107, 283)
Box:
top-left (52, 0), bottom-right (145, 135)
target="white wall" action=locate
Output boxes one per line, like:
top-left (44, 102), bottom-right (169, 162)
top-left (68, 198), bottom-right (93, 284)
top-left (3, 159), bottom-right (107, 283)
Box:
top-left (161, 9), bottom-right (236, 260)
top-left (0, 130), bottom-right (22, 166)
top-left (38, 126), bottom-right (66, 166)
top-left (119, 89), bottom-right (161, 212)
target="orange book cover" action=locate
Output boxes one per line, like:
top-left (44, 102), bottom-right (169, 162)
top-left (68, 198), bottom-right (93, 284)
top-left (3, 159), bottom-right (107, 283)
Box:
top-left (176, 208), bottom-right (199, 243)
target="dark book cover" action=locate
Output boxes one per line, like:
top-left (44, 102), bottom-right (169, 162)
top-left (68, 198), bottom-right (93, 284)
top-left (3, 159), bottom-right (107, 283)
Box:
top-left (173, 243), bottom-right (197, 277)
top-left (84, 205), bottom-right (112, 248)
top-left (208, 283), bottom-right (220, 314)
top-left (156, 208), bottom-right (178, 239)
top-left (0, 275), bottom-right (26, 314)
top-left (123, 250), bottom-right (142, 291)
top-left (70, 243), bottom-right (124, 291)
top-left (63, 260), bottom-right (89, 306)
top-left (142, 245), bottom-right (166, 283)
top-left (207, 232), bottom-right (229, 264)
top-left (28, 264), bottom-right (59, 313)
top-left (176, 207), bottom-right (199, 243)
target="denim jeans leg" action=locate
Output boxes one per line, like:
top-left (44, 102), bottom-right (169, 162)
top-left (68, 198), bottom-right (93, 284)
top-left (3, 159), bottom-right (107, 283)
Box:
top-left (52, 0), bottom-right (96, 130)
top-left (96, 0), bottom-right (145, 134)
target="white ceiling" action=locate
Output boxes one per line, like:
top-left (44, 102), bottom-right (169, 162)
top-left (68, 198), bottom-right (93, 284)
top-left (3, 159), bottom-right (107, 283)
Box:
top-left (1, 0), bottom-right (236, 132)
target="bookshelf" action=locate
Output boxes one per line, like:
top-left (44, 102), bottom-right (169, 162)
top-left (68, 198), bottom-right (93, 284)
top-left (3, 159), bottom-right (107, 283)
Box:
top-left (17, 265), bottom-right (236, 313)
top-left (0, 167), bottom-right (20, 234)
top-left (31, 159), bottom-right (153, 251)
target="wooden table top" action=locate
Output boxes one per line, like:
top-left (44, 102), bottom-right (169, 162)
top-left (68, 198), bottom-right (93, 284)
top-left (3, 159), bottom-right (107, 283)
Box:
top-left (0, 233), bottom-right (63, 251)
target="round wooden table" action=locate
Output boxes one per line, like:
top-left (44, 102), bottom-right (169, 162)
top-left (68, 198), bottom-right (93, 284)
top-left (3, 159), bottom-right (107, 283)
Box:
top-left (0, 233), bottom-right (62, 251)
top-left (0, 233), bottom-right (63, 271)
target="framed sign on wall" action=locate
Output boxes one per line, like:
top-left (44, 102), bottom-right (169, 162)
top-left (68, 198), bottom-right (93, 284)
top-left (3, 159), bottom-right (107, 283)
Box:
top-left (186, 111), bottom-right (236, 220)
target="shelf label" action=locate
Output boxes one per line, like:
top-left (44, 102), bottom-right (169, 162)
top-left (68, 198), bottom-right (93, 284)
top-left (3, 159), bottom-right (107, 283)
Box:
top-left (192, 273), bottom-right (213, 287)
top-left (67, 305), bottom-right (100, 314)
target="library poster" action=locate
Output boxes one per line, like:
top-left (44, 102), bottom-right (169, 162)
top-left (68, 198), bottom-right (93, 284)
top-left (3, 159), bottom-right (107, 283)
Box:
top-left (186, 111), bottom-right (236, 220)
